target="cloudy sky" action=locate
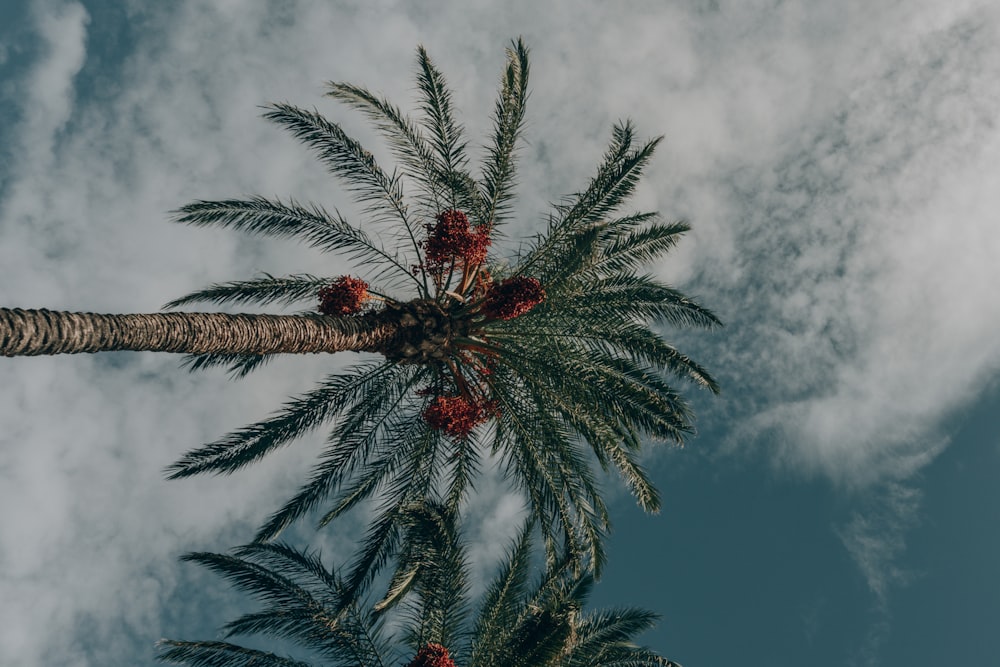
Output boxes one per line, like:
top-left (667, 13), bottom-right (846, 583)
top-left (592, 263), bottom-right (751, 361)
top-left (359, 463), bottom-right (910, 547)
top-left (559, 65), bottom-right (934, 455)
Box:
top-left (1, 0), bottom-right (998, 665)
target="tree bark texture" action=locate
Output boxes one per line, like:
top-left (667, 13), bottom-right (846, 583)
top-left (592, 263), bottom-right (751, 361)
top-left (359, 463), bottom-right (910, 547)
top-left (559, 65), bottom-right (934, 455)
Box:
top-left (0, 308), bottom-right (398, 357)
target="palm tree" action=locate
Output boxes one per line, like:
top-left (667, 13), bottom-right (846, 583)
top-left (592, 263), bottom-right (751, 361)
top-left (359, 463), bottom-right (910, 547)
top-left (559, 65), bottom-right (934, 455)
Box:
top-left (157, 502), bottom-right (683, 667)
top-left (0, 40), bottom-right (719, 578)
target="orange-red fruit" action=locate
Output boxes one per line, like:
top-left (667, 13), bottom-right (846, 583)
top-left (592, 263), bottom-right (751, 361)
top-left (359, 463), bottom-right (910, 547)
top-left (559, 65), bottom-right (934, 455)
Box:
top-left (481, 276), bottom-right (545, 320)
top-left (407, 644), bottom-right (455, 667)
top-left (424, 209), bottom-right (491, 266)
top-left (318, 276), bottom-right (369, 315)
top-left (423, 395), bottom-right (492, 438)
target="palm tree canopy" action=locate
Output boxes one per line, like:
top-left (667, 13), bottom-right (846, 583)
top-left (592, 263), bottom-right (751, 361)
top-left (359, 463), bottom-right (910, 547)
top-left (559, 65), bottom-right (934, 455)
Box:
top-left (2, 39), bottom-right (719, 578)
top-left (157, 502), bottom-right (683, 667)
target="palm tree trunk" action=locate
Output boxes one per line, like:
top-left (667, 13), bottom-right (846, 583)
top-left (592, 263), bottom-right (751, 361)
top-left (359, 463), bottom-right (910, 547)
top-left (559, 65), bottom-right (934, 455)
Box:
top-left (0, 307), bottom-right (398, 356)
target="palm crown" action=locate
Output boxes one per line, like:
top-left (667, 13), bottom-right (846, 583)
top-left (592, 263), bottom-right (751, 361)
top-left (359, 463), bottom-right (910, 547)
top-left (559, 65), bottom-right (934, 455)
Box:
top-left (169, 40), bottom-right (718, 578)
top-left (0, 39), bottom-right (718, 583)
top-left (157, 502), bottom-right (682, 667)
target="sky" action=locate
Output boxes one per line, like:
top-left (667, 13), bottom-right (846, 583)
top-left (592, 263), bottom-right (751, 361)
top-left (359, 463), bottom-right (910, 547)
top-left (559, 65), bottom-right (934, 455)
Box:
top-left (1, 0), bottom-right (998, 665)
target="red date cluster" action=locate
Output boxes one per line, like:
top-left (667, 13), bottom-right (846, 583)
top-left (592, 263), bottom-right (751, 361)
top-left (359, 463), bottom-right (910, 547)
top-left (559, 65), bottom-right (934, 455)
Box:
top-left (480, 276), bottom-right (545, 320)
top-left (424, 209), bottom-right (492, 269)
top-left (422, 395), bottom-right (496, 438)
top-left (318, 276), bottom-right (369, 315)
top-left (406, 644), bottom-right (455, 667)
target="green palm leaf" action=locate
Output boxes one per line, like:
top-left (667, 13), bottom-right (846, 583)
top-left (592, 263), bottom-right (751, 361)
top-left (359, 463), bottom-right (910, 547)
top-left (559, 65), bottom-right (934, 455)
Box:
top-left (324, 81), bottom-right (445, 223)
top-left (172, 196), bottom-right (418, 290)
top-left (178, 351), bottom-right (273, 378)
top-left (166, 362), bottom-right (398, 478)
top-left (516, 121), bottom-right (661, 277)
top-left (481, 38), bottom-right (530, 227)
top-left (157, 640), bottom-right (315, 667)
top-left (159, 508), bottom-right (683, 667)
top-left (164, 274), bottom-right (360, 310)
top-left (262, 104), bottom-right (422, 259)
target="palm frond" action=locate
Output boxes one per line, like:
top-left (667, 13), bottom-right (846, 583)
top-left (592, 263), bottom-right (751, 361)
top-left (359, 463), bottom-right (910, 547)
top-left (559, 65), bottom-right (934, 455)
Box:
top-left (160, 510), bottom-right (682, 667)
top-left (481, 38), bottom-right (530, 226)
top-left (232, 542), bottom-right (341, 600)
top-left (567, 645), bottom-right (678, 667)
top-left (557, 120), bottom-right (660, 225)
top-left (496, 334), bottom-right (692, 437)
top-left (484, 336), bottom-right (698, 514)
top-left (164, 545), bottom-right (389, 667)
top-left (228, 543), bottom-right (391, 667)
top-left (388, 501), bottom-right (470, 650)
top-left (444, 169), bottom-right (489, 226)
top-left (590, 219), bottom-right (689, 275)
top-left (164, 274), bottom-right (346, 310)
top-left (172, 197), bottom-right (419, 290)
top-left (516, 121), bottom-right (661, 276)
top-left (597, 439), bottom-right (661, 513)
top-left (441, 425), bottom-right (484, 513)
top-left (179, 551), bottom-right (316, 609)
top-left (179, 351), bottom-right (273, 378)
top-left (166, 362), bottom-right (397, 479)
top-left (262, 103), bottom-right (425, 265)
top-left (530, 223), bottom-right (608, 287)
top-left (469, 520), bottom-right (535, 667)
top-left (325, 81), bottom-right (446, 220)
top-left (570, 608), bottom-right (660, 652)
top-left (489, 371), bottom-right (609, 576)
top-left (472, 547), bottom-right (583, 667)
top-left (546, 274), bottom-right (722, 330)
top-left (538, 351), bottom-right (694, 443)
top-left (503, 367), bottom-right (660, 513)
top-left (254, 366), bottom-right (428, 541)
top-left (564, 608), bottom-right (678, 667)
top-left (505, 607), bottom-right (575, 667)
top-left (506, 314), bottom-right (718, 394)
top-left (415, 46), bottom-right (468, 182)
top-left (334, 425), bottom-right (441, 601)
top-left (157, 640), bottom-right (315, 667)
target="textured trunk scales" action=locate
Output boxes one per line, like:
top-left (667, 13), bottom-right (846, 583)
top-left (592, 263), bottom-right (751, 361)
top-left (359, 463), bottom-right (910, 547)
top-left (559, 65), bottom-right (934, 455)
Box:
top-left (0, 301), bottom-right (461, 361)
top-left (0, 308), bottom-right (398, 357)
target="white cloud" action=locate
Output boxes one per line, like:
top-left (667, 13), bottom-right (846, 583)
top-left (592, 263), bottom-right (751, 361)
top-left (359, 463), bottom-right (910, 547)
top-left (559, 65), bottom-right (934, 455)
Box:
top-left (15, 1), bottom-right (89, 163)
top-left (681, 3), bottom-right (1000, 480)
top-left (836, 481), bottom-right (926, 666)
top-left (836, 481), bottom-right (924, 605)
top-left (676, 6), bottom-right (1000, 636)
